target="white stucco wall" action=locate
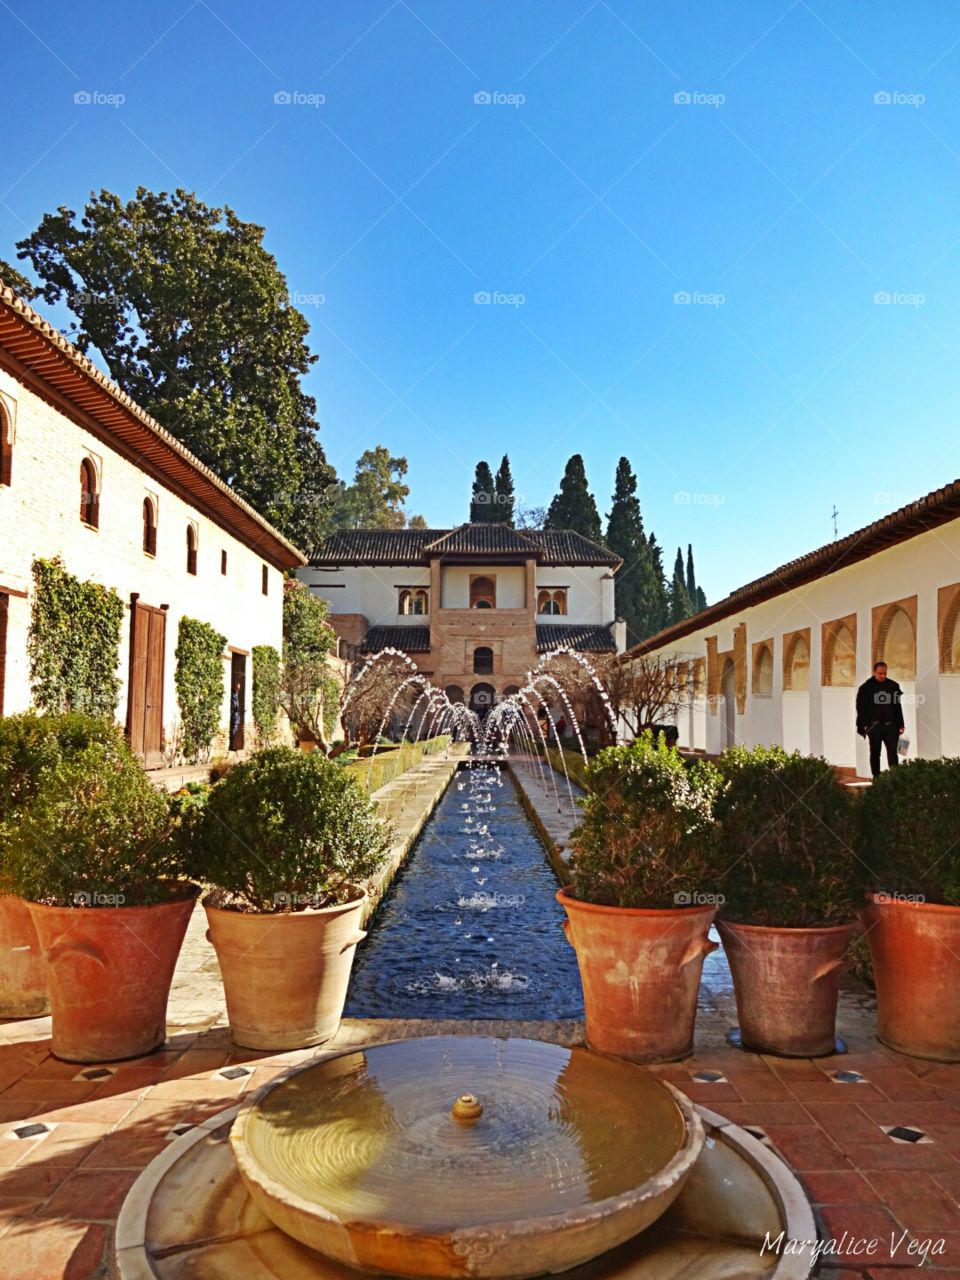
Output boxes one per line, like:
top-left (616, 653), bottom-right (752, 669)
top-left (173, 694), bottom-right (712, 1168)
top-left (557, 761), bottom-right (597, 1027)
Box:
top-left (535, 565), bottom-right (612, 624)
top-left (634, 518), bottom-right (960, 771)
top-left (0, 370), bottom-right (285, 751)
top-left (301, 564), bottom-right (431, 626)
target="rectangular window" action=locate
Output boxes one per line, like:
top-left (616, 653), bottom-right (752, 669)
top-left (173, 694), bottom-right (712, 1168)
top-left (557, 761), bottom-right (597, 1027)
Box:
top-left (262, 565), bottom-right (269, 596)
top-left (221, 550), bottom-right (228, 576)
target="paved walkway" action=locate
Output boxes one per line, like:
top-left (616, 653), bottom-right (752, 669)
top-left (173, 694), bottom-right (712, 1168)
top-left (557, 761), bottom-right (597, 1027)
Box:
top-left (0, 752), bottom-right (957, 1277)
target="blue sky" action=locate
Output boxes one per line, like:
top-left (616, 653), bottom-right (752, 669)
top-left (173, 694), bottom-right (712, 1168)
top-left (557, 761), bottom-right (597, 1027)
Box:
top-left (3, 1), bottom-right (960, 598)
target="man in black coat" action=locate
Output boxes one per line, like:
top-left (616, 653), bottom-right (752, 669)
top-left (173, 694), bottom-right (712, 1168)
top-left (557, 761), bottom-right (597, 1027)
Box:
top-left (856, 661), bottom-right (905, 778)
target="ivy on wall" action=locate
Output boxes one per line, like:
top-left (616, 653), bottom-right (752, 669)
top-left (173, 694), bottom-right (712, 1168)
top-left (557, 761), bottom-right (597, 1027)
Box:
top-left (251, 644), bottom-right (281, 745)
top-left (175, 617), bottom-right (227, 761)
top-left (28, 557), bottom-right (123, 718)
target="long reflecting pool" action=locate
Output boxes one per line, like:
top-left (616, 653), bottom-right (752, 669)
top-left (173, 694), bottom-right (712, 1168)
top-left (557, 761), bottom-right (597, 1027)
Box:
top-left (345, 763), bottom-right (585, 1020)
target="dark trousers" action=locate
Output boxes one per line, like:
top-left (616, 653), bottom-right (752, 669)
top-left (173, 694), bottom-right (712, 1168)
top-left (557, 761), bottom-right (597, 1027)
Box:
top-left (868, 725), bottom-right (900, 777)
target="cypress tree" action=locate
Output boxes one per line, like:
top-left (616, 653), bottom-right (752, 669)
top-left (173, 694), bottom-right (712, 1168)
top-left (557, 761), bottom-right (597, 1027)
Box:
top-left (606, 458), bottom-right (655, 648)
top-left (685, 544), bottom-right (696, 602)
top-left (544, 454), bottom-right (603, 542)
top-left (696, 585), bottom-right (708, 612)
top-left (645, 533), bottom-right (669, 635)
top-left (669, 546), bottom-right (694, 624)
top-left (470, 461), bottom-right (496, 523)
top-left (494, 454), bottom-right (516, 526)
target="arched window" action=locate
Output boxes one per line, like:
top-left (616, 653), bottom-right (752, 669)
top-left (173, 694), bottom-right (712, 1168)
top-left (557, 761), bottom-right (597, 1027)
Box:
top-left (876, 604), bottom-right (916, 681)
top-left (470, 576), bottom-right (496, 609)
top-left (142, 498), bottom-right (157, 556)
top-left (473, 646), bottom-right (494, 675)
top-left (784, 633), bottom-right (810, 691)
top-left (0, 402), bottom-right (11, 487)
top-left (80, 458), bottom-right (99, 528)
top-left (186, 525), bottom-right (198, 575)
top-left (752, 642), bottom-right (774, 696)
top-left (941, 589), bottom-right (960, 673)
top-left (823, 619), bottom-right (856, 687)
top-left (398, 590), bottom-right (411, 615)
top-left (413, 589), bottom-right (428, 615)
top-left (444, 684), bottom-right (464, 704)
top-left (538, 589), bottom-right (567, 616)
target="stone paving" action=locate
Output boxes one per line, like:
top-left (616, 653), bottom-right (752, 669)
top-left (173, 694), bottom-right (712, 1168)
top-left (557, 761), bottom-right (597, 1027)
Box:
top-left (0, 756), bottom-right (957, 1278)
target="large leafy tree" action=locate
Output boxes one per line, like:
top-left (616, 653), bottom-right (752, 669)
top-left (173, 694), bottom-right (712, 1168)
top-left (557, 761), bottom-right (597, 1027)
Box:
top-left (15, 188), bottom-right (335, 551)
top-left (494, 454), bottom-right (515, 526)
top-left (545, 454), bottom-right (603, 542)
top-left (330, 447), bottom-right (415, 530)
top-left (470, 461), bottom-right (496, 523)
top-left (0, 259), bottom-right (40, 299)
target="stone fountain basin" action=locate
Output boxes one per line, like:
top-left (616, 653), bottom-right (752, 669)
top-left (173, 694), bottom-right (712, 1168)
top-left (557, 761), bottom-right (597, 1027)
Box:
top-left (228, 1038), bottom-right (704, 1278)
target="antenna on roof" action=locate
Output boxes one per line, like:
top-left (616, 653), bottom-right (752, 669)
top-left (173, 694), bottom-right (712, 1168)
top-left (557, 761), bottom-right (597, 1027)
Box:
top-left (831, 504), bottom-right (839, 540)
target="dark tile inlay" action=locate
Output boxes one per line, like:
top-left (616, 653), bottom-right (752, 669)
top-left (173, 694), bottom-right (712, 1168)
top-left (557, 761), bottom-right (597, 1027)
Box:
top-left (14, 1122), bottom-right (49, 1139)
top-left (219, 1066), bottom-right (252, 1080)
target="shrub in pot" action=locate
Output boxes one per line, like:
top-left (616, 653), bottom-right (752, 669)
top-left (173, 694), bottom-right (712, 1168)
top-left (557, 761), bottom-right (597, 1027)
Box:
top-left (561, 732), bottom-right (721, 1063)
top-left (712, 746), bottom-right (860, 1057)
top-left (858, 758), bottom-right (960, 1061)
top-left (188, 747), bottom-right (391, 1049)
top-left (0, 712), bottom-right (127, 1019)
top-left (4, 736), bottom-right (196, 1061)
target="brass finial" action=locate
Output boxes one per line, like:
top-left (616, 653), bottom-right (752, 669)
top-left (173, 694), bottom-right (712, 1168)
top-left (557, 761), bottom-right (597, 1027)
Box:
top-left (452, 1093), bottom-right (482, 1122)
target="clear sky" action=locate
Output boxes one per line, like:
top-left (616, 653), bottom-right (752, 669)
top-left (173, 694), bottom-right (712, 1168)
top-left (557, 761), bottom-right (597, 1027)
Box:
top-left (3, 1), bottom-right (960, 598)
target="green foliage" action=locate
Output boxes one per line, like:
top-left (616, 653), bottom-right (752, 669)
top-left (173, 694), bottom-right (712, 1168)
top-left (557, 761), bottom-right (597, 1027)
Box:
top-left (189, 747), bottom-right (391, 912)
top-left (16, 187), bottom-right (336, 550)
top-left (251, 645), bottom-right (281, 745)
top-left (545, 454), bottom-right (603, 542)
top-left (175, 617), bottom-right (226, 761)
top-left (0, 712), bottom-right (125, 890)
top-left (606, 457), bottom-right (658, 646)
top-left (470, 460), bottom-right (497, 523)
top-left (712, 745), bottom-right (859, 927)
top-left (569, 733), bottom-right (720, 908)
top-left (322, 668), bottom-right (341, 740)
top-left (329, 446), bottom-right (414, 530)
top-left (28, 558), bottom-right (123, 718)
top-left (280, 580), bottom-right (336, 745)
top-left (0, 258), bottom-right (40, 299)
top-left (668, 547), bottom-right (694, 625)
top-left (858, 758), bottom-right (960, 906)
top-left (494, 454), bottom-right (515, 526)
top-left (341, 735), bottom-right (450, 793)
top-left (4, 738), bottom-right (183, 906)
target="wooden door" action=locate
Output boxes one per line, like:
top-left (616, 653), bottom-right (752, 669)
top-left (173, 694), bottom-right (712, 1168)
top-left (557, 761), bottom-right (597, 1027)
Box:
top-left (128, 602), bottom-right (166, 768)
top-left (229, 651), bottom-right (246, 752)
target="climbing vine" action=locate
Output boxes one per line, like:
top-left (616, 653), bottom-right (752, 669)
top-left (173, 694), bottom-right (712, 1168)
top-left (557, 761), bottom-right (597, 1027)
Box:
top-left (252, 644), bottom-right (281, 744)
top-left (28, 558), bottom-right (123, 718)
top-left (175, 617), bottom-right (226, 761)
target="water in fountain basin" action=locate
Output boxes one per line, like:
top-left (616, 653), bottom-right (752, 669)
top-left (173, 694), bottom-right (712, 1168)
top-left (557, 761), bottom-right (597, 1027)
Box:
top-left (345, 764), bottom-right (584, 1020)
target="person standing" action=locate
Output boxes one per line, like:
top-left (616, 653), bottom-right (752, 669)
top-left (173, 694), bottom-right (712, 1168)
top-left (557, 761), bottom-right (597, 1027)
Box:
top-left (856, 661), bottom-right (905, 778)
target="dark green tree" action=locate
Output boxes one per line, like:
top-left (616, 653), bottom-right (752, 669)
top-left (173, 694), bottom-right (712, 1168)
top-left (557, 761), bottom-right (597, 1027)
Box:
top-left (0, 258), bottom-right (40, 299)
top-left (669, 547), bottom-right (694, 625)
top-left (646, 534), bottom-right (669, 634)
top-left (545, 454), bottom-right (602, 542)
top-left (605, 458), bottom-right (656, 647)
top-left (696, 586), bottom-right (708, 612)
top-left (16, 187), bottom-right (335, 551)
top-left (330, 447), bottom-right (414, 529)
top-left (470, 461), bottom-right (496, 522)
top-left (685, 544), bottom-right (697, 602)
top-left (494, 454), bottom-right (516, 526)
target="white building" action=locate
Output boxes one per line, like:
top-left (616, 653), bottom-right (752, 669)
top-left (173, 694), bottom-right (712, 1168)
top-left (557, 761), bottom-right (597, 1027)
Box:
top-left (627, 482), bottom-right (960, 777)
top-left (301, 525), bottom-right (623, 716)
top-left (0, 283), bottom-right (305, 765)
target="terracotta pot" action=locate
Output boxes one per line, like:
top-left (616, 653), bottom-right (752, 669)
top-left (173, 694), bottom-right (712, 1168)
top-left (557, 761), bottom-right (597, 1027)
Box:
top-left (557, 889), bottom-right (717, 1063)
top-left (0, 895), bottom-right (50, 1018)
top-left (27, 893), bottom-right (197, 1063)
top-left (204, 895), bottom-right (367, 1050)
top-left (717, 919), bottom-right (855, 1057)
top-left (860, 892), bottom-right (960, 1062)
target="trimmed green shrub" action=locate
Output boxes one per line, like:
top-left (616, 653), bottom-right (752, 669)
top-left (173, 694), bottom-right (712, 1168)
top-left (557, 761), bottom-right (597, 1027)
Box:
top-left (251, 644), bottom-right (281, 744)
top-left (4, 738), bottom-right (184, 906)
top-left (28, 558), bottom-right (123, 717)
top-left (568, 732), bottom-right (721, 909)
top-left (189, 746), bottom-right (392, 912)
top-left (175, 617), bottom-right (226, 761)
top-left (858, 758), bottom-right (960, 907)
top-left (712, 745), bottom-right (859, 927)
top-left (0, 711), bottom-right (124, 828)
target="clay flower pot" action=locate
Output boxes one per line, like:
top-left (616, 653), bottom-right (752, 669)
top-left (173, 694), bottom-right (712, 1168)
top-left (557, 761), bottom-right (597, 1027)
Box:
top-left (27, 893), bottom-right (197, 1063)
top-left (860, 892), bottom-right (960, 1061)
top-left (557, 889), bottom-right (717, 1063)
top-left (0, 895), bottom-right (50, 1018)
top-left (717, 919), bottom-right (856, 1057)
top-left (204, 894), bottom-right (368, 1050)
